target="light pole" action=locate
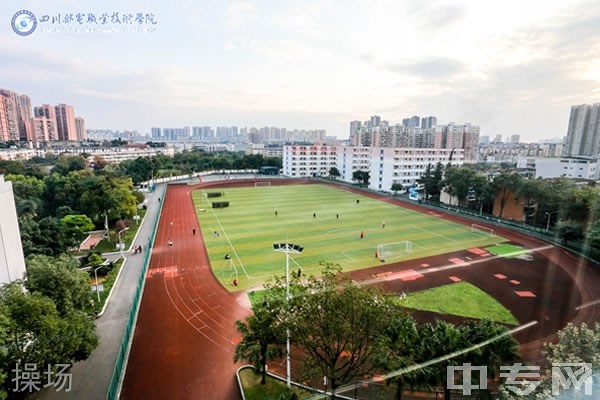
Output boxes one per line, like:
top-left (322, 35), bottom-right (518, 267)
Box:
top-left (273, 242), bottom-right (304, 388)
top-left (545, 211), bottom-right (558, 232)
top-left (94, 265), bottom-right (104, 303)
top-left (117, 227), bottom-right (130, 251)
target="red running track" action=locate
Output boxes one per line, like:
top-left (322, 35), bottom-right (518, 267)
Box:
top-left (121, 184), bottom-right (250, 400)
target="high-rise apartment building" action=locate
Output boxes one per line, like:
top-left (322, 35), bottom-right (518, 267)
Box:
top-left (0, 90), bottom-right (19, 141)
top-left (421, 116), bottom-right (437, 129)
top-left (17, 95), bottom-right (32, 140)
top-left (0, 97), bottom-right (9, 142)
top-left (26, 117), bottom-right (55, 142)
top-left (565, 103), bottom-right (600, 157)
top-left (370, 115), bottom-right (381, 128)
top-left (433, 123), bottom-right (480, 163)
top-left (54, 104), bottom-right (77, 141)
top-left (33, 105), bottom-right (58, 141)
top-left (75, 117), bottom-right (86, 141)
top-left (350, 120), bottom-right (362, 137)
top-left (151, 127), bottom-right (162, 139)
top-left (510, 134), bottom-right (520, 144)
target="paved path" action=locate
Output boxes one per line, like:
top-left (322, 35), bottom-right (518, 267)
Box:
top-left (33, 185), bottom-right (165, 400)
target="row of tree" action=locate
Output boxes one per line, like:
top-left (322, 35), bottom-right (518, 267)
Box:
top-left (234, 264), bottom-right (521, 399)
top-left (115, 151), bottom-right (282, 184)
top-left (340, 161), bottom-right (600, 248)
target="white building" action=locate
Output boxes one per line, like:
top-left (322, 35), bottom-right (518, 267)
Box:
top-left (283, 145), bottom-right (464, 191)
top-left (0, 176), bottom-right (26, 285)
top-left (517, 156), bottom-right (599, 180)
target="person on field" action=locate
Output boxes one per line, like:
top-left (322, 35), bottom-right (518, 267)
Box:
top-left (360, 231), bottom-right (364, 239)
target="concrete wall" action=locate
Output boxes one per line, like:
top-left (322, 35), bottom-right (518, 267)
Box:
top-left (0, 176), bottom-right (26, 284)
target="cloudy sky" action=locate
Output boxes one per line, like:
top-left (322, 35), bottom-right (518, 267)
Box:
top-left (2, 0), bottom-right (600, 141)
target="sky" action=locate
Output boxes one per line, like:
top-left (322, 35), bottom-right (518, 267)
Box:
top-left (1, 0), bottom-right (600, 142)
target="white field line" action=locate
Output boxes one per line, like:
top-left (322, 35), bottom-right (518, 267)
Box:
top-left (205, 197), bottom-right (250, 279)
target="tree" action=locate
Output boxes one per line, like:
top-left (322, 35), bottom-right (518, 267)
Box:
top-left (561, 185), bottom-right (600, 225)
top-left (233, 304), bottom-right (285, 384)
top-left (431, 162), bottom-right (444, 199)
top-left (418, 163), bottom-right (444, 200)
top-left (418, 164), bottom-right (433, 199)
top-left (442, 167), bottom-right (480, 206)
top-left (52, 155), bottom-right (87, 175)
top-left (92, 156), bottom-right (109, 171)
top-left (279, 263), bottom-right (396, 399)
top-left (376, 315), bottom-right (423, 400)
top-left (556, 220), bottom-right (585, 244)
top-left (500, 323), bottom-right (600, 400)
top-left (25, 255), bottom-right (93, 316)
top-left (491, 173), bottom-right (522, 217)
top-left (418, 320), bottom-right (464, 400)
top-left (329, 167), bottom-right (341, 180)
top-left (59, 214), bottom-right (95, 248)
top-left (0, 282), bottom-right (98, 394)
top-left (391, 182), bottom-right (404, 196)
top-left (588, 220), bottom-right (600, 250)
top-left (460, 319), bottom-right (520, 382)
top-left (352, 170), bottom-right (370, 186)
top-left (416, 319), bottom-right (520, 400)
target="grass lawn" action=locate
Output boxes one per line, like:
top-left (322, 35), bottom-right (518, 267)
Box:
top-left (92, 209), bottom-right (147, 253)
top-left (239, 367), bottom-right (312, 400)
top-left (192, 184), bottom-right (507, 290)
top-left (89, 257), bottom-right (124, 314)
top-left (394, 281), bottom-right (518, 325)
top-left (485, 243), bottom-right (528, 258)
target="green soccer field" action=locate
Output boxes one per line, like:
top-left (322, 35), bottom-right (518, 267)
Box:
top-left (191, 184), bottom-right (507, 290)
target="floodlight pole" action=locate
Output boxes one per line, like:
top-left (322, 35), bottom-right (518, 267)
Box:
top-left (274, 242), bottom-right (303, 388)
top-left (285, 250), bottom-right (291, 388)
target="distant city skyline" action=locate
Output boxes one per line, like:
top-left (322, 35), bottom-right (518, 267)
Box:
top-left (1, 1), bottom-right (599, 141)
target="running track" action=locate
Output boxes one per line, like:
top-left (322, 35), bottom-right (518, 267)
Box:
top-left (121, 180), bottom-right (600, 399)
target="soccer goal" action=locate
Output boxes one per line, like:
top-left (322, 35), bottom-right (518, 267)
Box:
top-left (219, 259), bottom-right (239, 282)
top-left (471, 223), bottom-right (495, 237)
top-left (255, 181), bottom-right (271, 187)
top-left (376, 241), bottom-right (413, 260)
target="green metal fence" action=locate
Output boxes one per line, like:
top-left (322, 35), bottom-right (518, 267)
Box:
top-left (105, 185), bottom-right (166, 400)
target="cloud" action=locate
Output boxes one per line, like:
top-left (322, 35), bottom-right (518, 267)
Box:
top-left (227, 1), bottom-right (256, 28)
top-left (384, 58), bottom-right (466, 79)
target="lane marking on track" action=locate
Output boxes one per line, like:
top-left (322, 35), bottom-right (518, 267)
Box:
top-left (576, 299), bottom-right (600, 310)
